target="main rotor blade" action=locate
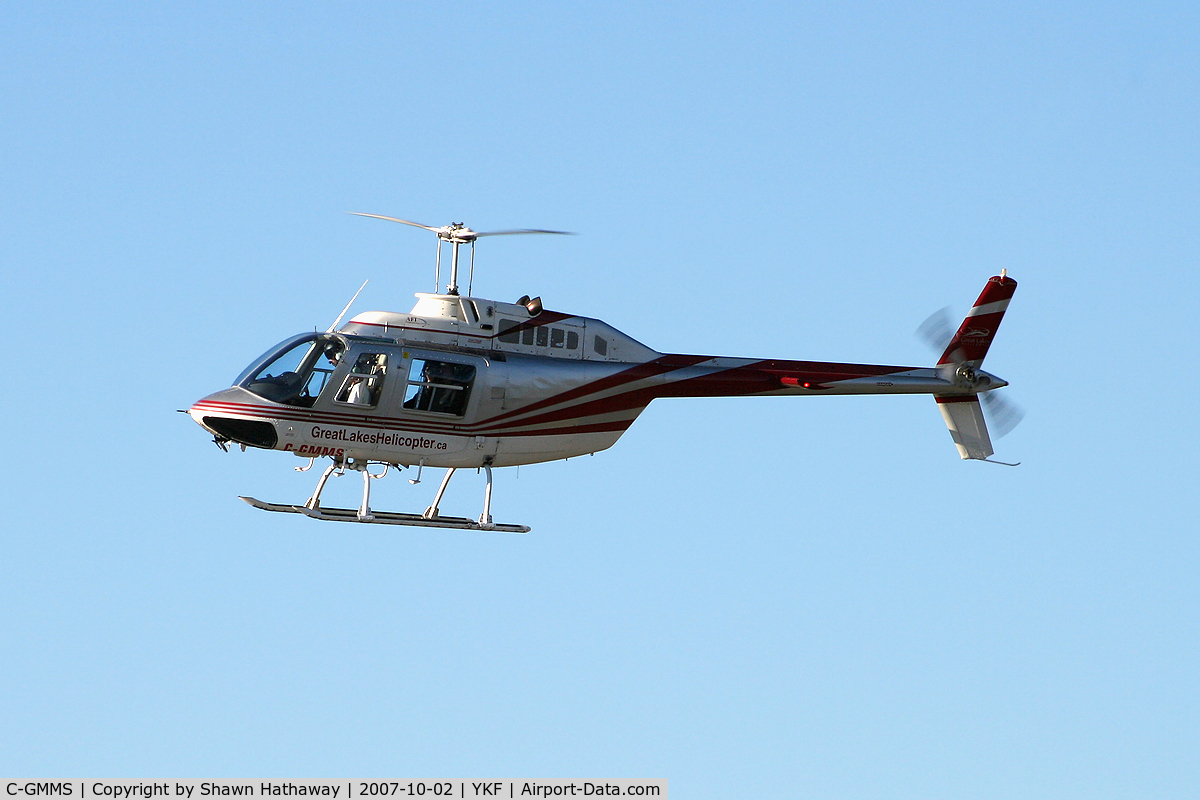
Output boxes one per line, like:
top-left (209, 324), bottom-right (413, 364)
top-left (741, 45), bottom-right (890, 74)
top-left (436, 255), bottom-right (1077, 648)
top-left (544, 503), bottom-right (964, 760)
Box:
top-left (348, 212), bottom-right (441, 232)
top-left (981, 390), bottom-right (1025, 438)
top-left (470, 229), bottom-right (576, 238)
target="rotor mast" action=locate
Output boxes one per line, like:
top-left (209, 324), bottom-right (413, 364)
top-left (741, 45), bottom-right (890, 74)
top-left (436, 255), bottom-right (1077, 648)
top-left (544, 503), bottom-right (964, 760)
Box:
top-left (444, 223), bottom-right (470, 295)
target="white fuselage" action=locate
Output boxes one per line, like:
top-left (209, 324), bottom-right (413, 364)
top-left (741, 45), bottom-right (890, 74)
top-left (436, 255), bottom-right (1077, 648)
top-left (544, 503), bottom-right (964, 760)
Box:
top-left (190, 292), bottom-right (999, 468)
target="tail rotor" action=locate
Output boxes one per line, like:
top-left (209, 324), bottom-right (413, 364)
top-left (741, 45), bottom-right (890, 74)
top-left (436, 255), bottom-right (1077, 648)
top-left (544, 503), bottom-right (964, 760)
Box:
top-left (980, 390), bottom-right (1024, 438)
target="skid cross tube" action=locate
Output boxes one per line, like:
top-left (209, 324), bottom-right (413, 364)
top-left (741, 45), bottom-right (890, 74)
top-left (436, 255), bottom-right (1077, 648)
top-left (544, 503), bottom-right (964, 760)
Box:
top-left (479, 465), bottom-right (494, 529)
top-left (305, 461), bottom-right (340, 510)
top-left (424, 468), bottom-right (456, 519)
top-left (358, 463), bottom-right (373, 521)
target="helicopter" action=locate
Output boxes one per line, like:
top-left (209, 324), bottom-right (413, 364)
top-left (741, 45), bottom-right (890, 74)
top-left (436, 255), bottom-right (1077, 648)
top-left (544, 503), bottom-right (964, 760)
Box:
top-left (188, 213), bottom-right (1021, 533)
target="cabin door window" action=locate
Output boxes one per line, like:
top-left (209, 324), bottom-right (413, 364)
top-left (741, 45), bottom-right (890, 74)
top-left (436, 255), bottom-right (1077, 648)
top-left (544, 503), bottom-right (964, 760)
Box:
top-left (335, 352), bottom-right (388, 408)
top-left (403, 359), bottom-right (476, 416)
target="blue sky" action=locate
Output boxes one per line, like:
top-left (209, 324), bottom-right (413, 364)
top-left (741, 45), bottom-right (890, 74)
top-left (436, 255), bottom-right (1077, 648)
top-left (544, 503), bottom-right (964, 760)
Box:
top-left (2, 1), bottom-right (1197, 796)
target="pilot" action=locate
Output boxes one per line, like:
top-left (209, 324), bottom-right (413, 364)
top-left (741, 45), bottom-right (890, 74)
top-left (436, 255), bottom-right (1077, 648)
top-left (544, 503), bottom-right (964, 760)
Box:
top-left (428, 362), bottom-right (461, 414)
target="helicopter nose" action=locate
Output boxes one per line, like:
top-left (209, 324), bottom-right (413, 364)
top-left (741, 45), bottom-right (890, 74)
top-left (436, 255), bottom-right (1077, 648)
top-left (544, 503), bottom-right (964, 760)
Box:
top-left (189, 388), bottom-right (279, 449)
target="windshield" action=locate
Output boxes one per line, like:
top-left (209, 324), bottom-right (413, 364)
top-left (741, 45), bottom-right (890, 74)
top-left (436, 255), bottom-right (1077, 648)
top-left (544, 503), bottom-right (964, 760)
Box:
top-left (235, 333), bottom-right (346, 407)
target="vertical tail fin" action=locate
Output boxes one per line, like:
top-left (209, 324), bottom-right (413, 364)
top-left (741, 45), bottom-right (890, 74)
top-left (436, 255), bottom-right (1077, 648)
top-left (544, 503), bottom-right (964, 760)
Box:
top-left (939, 273), bottom-right (1018, 367)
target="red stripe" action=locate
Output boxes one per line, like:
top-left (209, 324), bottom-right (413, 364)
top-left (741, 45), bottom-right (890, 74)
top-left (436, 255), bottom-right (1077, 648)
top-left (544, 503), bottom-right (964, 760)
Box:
top-left (477, 359), bottom-right (916, 431)
top-left (191, 399), bottom-right (635, 438)
top-left (194, 355), bottom-right (918, 437)
top-left (972, 275), bottom-right (1017, 307)
top-left (474, 353), bottom-right (711, 426)
top-left (666, 359), bottom-right (910, 397)
top-left (938, 275), bottom-right (1017, 365)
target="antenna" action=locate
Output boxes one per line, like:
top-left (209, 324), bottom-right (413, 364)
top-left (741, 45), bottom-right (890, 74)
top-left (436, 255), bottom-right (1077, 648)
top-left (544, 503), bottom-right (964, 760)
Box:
top-left (349, 212), bottom-right (574, 296)
top-left (326, 279), bottom-right (369, 332)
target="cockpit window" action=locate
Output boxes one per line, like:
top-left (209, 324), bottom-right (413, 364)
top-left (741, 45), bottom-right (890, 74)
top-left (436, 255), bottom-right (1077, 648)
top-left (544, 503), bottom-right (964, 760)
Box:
top-left (237, 333), bottom-right (345, 407)
top-left (334, 353), bottom-right (387, 407)
top-left (403, 358), bottom-right (475, 416)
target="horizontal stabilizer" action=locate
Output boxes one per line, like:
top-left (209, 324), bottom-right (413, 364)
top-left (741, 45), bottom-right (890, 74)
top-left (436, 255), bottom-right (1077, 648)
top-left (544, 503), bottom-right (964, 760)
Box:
top-left (935, 396), bottom-right (993, 460)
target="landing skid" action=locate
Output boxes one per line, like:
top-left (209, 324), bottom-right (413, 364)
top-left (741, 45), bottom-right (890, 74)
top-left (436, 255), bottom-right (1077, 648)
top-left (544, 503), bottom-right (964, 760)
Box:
top-left (239, 496), bottom-right (530, 533)
top-left (244, 457), bottom-right (528, 532)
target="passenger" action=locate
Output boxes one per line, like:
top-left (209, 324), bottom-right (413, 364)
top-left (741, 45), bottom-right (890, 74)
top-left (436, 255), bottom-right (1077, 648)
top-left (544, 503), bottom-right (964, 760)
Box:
top-left (341, 354), bottom-right (385, 405)
top-left (346, 376), bottom-right (372, 405)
